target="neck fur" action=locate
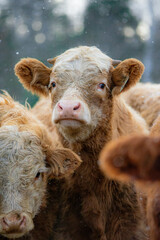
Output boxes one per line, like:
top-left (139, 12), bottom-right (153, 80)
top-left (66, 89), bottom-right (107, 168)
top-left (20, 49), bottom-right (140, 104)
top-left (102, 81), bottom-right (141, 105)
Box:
top-left (56, 95), bottom-right (148, 155)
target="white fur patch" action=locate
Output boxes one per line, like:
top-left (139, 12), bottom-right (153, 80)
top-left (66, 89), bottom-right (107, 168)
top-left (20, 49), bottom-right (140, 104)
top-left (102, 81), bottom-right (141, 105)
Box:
top-left (52, 46), bottom-right (112, 74)
top-left (0, 126), bottom-right (46, 218)
top-left (49, 46), bottom-right (112, 142)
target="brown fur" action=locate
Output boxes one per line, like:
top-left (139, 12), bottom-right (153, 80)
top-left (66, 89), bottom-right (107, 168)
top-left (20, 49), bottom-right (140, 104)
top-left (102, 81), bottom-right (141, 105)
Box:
top-left (0, 93), bottom-right (81, 240)
top-left (15, 58), bottom-right (51, 96)
top-left (112, 58), bottom-right (144, 95)
top-left (150, 115), bottom-right (160, 136)
top-left (100, 117), bottom-right (160, 240)
top-left (15, 46), bottom-right (148, 240)
top-left (100, 135), bottom-right (160, 182)
top-left (30, 97), bottom-right (58, 138)
top-left (123, 82), bottom-right (160, 127)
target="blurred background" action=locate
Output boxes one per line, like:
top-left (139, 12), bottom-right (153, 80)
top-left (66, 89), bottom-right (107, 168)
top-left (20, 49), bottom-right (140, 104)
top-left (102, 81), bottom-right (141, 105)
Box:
top-left (0, 0), bottom-right (160, 106)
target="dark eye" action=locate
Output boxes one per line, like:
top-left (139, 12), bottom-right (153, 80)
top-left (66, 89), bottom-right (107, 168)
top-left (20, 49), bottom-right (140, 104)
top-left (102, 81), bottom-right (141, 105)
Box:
top-left (35, 172), bottom-right (41, 180)
top-left (51, 82), bottom-right (56, 88)
top-left (99, 83), bottom-right (106, 89)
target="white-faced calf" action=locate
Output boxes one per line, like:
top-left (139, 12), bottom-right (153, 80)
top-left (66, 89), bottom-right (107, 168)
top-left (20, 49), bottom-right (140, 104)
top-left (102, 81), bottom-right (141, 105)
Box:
top-left (0, 94), bottom-right (81, 240)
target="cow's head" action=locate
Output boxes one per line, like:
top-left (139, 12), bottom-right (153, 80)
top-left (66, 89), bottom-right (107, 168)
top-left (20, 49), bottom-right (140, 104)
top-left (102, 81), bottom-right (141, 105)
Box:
top-left (0, 125), bottom-right (81, 239)
top-left (15, 46), bottom-right (144, 142)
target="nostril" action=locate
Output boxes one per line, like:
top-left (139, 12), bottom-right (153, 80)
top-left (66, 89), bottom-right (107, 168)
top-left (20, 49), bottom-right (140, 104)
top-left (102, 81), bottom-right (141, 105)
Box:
top-left (73, 103), bottom-right (81, 111)
top-left (58, 103), bottom-right (63, 110)
top-left (20, 216), bottom-right (26, 228)
top-left (2, 217), bottom-right (9, 227)
top-left (1, 214), bottom-right (26, 230)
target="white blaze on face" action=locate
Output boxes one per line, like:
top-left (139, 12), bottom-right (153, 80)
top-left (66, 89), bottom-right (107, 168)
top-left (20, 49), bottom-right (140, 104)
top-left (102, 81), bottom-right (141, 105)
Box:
top-left (49, 46), bottom-right (113, 142)
top-left (52, 46), bottom-right (112, 73)
top-left (0, 126), bottom-right (47, 238)
top-left (50, 46), bottom-right (112, 130)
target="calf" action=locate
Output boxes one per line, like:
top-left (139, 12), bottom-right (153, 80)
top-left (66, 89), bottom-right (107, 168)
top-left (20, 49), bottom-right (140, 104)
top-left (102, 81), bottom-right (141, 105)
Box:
top-left (0, 93), bottom-right (81, 240)
top-left (100, 117), bottom-right (160, 240)
top-left (15, 46), bottom-right (148, 240)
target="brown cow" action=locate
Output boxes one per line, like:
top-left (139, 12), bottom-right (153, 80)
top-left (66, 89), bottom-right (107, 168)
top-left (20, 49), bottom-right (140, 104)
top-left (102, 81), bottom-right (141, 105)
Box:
top-left (15, 46), bottom-right (148, 240)
top-left (100, 116), bottom-right (160, 240)
top-left (0, 93), bottom-right (81, 240)
top-left (123, 82), bottom-right (160, 128)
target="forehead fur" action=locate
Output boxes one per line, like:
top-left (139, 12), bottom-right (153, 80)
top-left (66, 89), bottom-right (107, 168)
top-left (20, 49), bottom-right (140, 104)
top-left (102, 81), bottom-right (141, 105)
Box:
top-left (52, 46), bottom-right (112, 74)
top-left (0, 125), bottom-right (45, 161)
top-left (0, 126), bottom-right (45, 176)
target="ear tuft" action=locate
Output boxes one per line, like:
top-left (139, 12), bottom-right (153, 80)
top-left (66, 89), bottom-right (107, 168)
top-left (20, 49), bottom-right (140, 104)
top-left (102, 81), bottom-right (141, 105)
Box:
top-left (111, 58), bottom-right (145, 96)
top-left (15, 58), bottom-right (52, 96)
top-left (47, 57), bottom-right (57, 65)
top-left (112, 59), bottom-right (121, 66)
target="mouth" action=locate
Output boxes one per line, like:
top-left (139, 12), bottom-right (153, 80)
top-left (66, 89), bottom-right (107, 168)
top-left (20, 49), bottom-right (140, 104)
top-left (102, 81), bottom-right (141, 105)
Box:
top-left (2, 231), bottom-right (26, 239)
top-left (55, 118), bottom-right (85, 127)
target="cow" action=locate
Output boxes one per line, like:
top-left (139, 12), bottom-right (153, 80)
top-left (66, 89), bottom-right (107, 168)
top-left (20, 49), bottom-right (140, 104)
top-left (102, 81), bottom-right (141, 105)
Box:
top-left (123, 82), bottom-right (160, 127)
top-left (15, 46), bottom-right (148, 240)
top-left (0, 93), bottom-right (81, 239)
top-left (100, 115), bottom-right (160, 240)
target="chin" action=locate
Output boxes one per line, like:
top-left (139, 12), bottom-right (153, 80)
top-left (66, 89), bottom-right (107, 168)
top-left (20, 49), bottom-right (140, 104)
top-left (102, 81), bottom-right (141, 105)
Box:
top-left (57, 121), bottom-right (93, 143)
top-left (2, 232), bottom-right (27, 239)
top-left (59, 119), bottom-right (83, 128)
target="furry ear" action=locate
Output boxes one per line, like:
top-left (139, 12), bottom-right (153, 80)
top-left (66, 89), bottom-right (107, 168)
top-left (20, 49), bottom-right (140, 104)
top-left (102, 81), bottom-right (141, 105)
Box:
top-left (111, 58), bottom-right (144, 95)
top-left (15, 58), bottom-right (52, 96)
top-left (47, 57), bottom-right (57, 65)
top-left (47, 148), bottom-right (82, 179)
top-left (99, 135), bottom-right (160, 182)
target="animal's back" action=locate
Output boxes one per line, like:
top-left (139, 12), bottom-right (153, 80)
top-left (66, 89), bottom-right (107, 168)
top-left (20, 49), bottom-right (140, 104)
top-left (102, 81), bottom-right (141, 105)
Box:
top-left (123, 82), bottom-right (160, 127)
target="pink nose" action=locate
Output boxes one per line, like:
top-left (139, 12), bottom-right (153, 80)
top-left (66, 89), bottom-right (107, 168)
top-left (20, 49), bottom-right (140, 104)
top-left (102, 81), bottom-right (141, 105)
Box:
top-left (57, 100), bottom-right (81, 118)
top-left (1, 213), bottom-right (26, 231)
